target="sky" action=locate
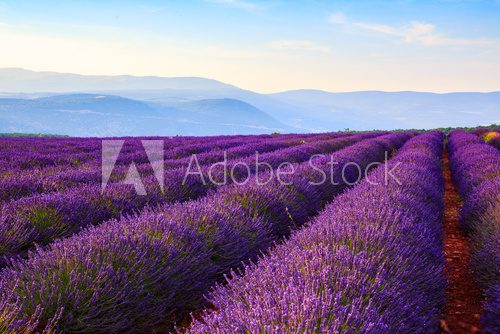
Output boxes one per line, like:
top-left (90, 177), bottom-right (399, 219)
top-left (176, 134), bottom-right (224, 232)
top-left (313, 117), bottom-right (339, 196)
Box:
top-left (0, 0), bottom-right (499, 93)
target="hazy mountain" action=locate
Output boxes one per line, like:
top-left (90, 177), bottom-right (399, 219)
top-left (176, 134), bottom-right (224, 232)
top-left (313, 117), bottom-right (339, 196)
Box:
top-left (88, 88), bottom-right (311, 130)
top-left (270, 90), bottom-right (500, 130)
top-left (0, 94), bottom-right (291, 136)
top-left (0, 68), bottom-right (307, 134)
top-left (0, 68), bottom-right (499, 135)
top-left (0, 68), bottom-right (240, 93)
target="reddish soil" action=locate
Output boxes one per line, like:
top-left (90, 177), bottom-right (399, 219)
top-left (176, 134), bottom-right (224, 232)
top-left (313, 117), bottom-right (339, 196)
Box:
top-left (440, 150), bottom-right (482, 334)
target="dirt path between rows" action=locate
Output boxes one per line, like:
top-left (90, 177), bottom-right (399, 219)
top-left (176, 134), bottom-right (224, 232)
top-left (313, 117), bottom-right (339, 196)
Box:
top-left (440, 150), bottom-right (482, 333)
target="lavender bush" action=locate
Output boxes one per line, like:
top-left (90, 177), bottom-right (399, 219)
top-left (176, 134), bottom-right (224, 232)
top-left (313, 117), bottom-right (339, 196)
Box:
top-left (447, 130), bottom-right (500, 333)
top-left (0, 133), bottom-right (329, 202)
top-left (187, 131), bottom-right (446, 334)
top-left (0, 133), bottom-right (364, 265)
top-left (0, 132), bottom-right (410, 333)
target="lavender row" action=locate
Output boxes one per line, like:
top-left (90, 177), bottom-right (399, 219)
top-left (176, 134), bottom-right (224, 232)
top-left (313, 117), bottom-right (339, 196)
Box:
top-left (0, 133), bottom-right (306, 160)
top-left (0, 132), bottom-right (411, 333)
top-left (0, 133), bottom-right (284, 172)
top-left (2, 132), bottom-right (341, 187)
top-left (0, 133), bottom-right (372, 266)
top-left (187, 131), bottom-right (445, 334)
top-left (0, 134), bottom-right (271, 197)
top-left (0, 133), bottom-right (334, 202)
top-left (0, 132), bottom-right (330, 171)
top-left (0, 133), bottom-right (268, 174)
top-left (447, 130), bottom-right (500, 332)
top-left (159, 132), bottom-right (343, 170)
top-left (110, 134), bottom-right (300, 167)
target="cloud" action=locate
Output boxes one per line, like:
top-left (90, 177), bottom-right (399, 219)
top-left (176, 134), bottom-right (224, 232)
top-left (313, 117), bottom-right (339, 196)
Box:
top-left (355, 21), bottom-right (495, 46)
top-left (268, 40), bottom-right (331, 53)
top-left (204, 0), bottom-right (257, 11)
top-left (330, 12), bottom-right (498, 46)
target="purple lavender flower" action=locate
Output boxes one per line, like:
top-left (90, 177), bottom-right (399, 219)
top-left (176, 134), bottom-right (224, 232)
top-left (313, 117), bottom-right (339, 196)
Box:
top-left (447, 130), bottom-right (500, 332)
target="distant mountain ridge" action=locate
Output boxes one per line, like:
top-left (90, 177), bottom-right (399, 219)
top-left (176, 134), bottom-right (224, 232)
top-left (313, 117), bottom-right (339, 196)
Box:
top-left (0, 93), bottom-right (291, 136)
top-left (0, 68), bottom-right (499, 136)
top-left (0, 68), bottom-right (240, 93)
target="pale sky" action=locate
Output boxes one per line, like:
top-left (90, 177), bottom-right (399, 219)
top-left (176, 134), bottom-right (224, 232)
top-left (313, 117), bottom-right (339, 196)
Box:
top-left (1, 0), bottom-right (499, 93)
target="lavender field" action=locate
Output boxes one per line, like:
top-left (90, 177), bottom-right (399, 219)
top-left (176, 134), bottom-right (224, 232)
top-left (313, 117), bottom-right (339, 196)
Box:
top-left (2, 0), bottom-right (500, 332)
top-left (0, 129), bottom-right (498, 334)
